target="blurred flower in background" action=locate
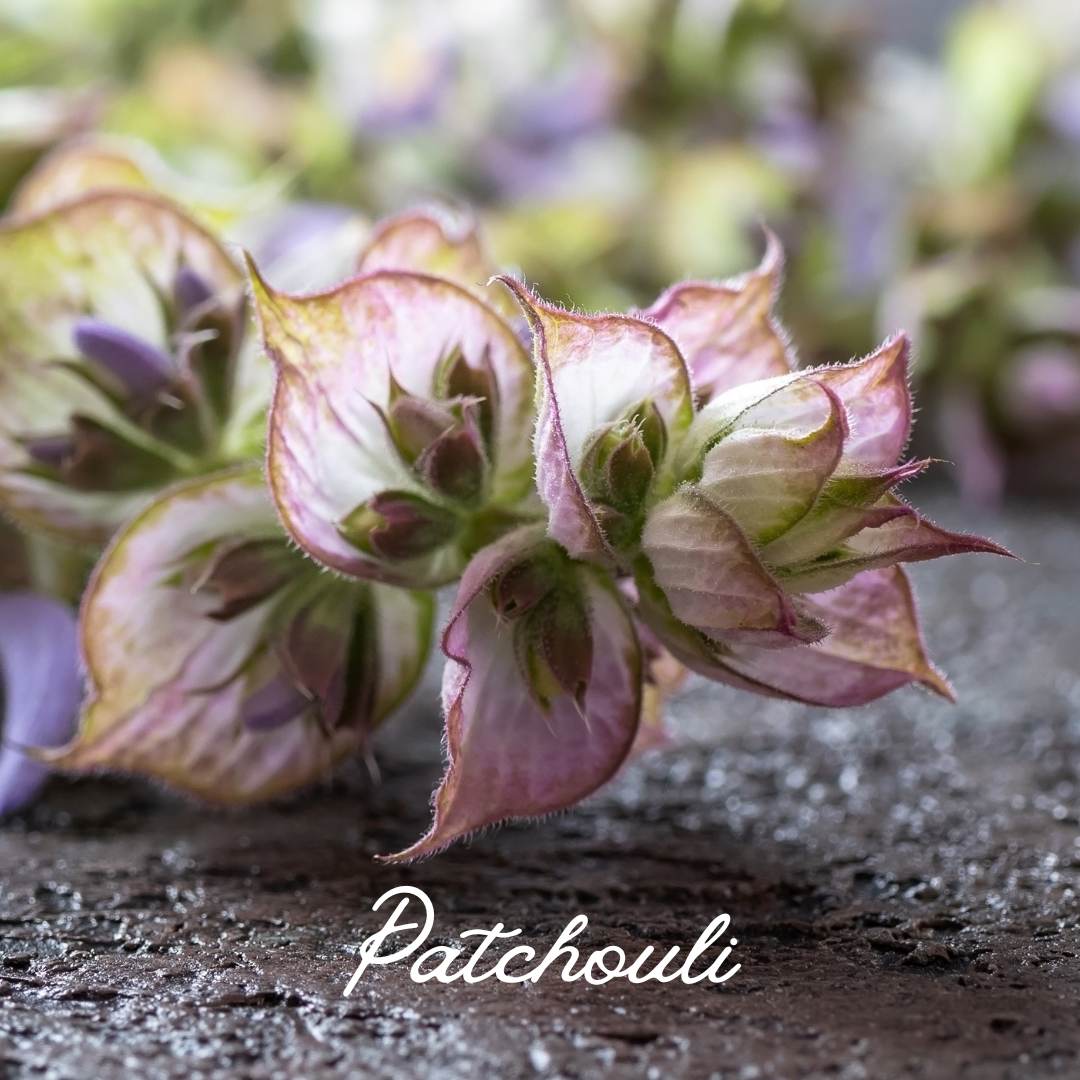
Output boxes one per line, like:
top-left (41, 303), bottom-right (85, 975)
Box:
top-left (2, 0), bottom-right (1080, 496)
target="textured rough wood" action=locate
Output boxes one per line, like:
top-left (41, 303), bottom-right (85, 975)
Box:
top-left (1, 495), bottom-right (1079, 1079)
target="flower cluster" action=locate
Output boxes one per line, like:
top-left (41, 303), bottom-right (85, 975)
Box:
top-left (251, 220), bottom-right (1007, 861)
top-left (0, 143), bottom-right (1009, 858)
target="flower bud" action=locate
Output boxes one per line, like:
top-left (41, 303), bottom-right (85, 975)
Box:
top-left (385, 526), bottom-right (642, 862)
top-left (179, 293), bottom-right (245, 422)
top-left (31, 415), bottom-right (176, 492)
top-left (438, 346), bottom-right (497, 450)
top-left (24, 435), bottom-right (75, 470)
top-left (338, 491), bottom-right (458, 562)
top-left (279, 588), bottom-right (378, 732)
top-left (386, 375), bottom-right (458, 465)
top-left (579, 400), bottom-right (666, 524)
top-left (513, 580), bottom-right (594, 711)
top-left (191, 537), bottom-right (303, 620)
top-left (418, 419), bottom-right (487, 505)
top-left (491, 556), bottom-right (556, 620)
top-left (174, 266), bottom-right (214, 319)
top-left (498, 277), bottom-right (693, 565)
top-left (73, 318), bottom-right (176, 400)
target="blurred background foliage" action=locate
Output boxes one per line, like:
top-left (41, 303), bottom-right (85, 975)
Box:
top-left (3, 0), bottom-right (1080, 500)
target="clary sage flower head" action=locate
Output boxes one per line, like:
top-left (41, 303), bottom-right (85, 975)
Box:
top-left (383, 522), bottom-right (643, 862)
top-left (247, 219), bottom-right (1011, 861)
top-left (504, 247), bottom-right (1010, 717)
top-left (251, 210), bottom-right (535, 589)
top-left (0, 176), bottom-right (1010, 852)
top-left (0, 190), bottom-right (256, 542)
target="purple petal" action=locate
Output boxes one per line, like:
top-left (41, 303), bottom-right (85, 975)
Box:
top-left (0, 593), bottom-right (80, 816)
top-left (174, 266), bottom-right (214, 317)
top-left (720, 568), bottom-right (954, 707)
top-left (633, 563), bottom-right (944, 709)
top-left (240, 674), bottom-right (311, 732)
top-left (813, 336), bottom-right (912, 470)
top-left (24, 435), bottom-right (75, 469)
top-left (73, 317), bottom-right (175, 398)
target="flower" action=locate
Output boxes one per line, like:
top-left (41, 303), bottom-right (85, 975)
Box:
top-left (250, 224), bottom-right (1012, 858)
top-left (44, 469), bottom-right (433, 803)
top-left (250, 226), bottom-right (535, 589)
top-left (500, 265), bottom-right (1010, 718)
top-left (498, 274), bottom-right (694, 565)
top-left (634, 336), bottom-right (1011, 704)
top-left (380, 525), bottom-right (642, 862)
top-left (0, 190), bottom-right (255, 542)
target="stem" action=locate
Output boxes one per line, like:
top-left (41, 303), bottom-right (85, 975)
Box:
top-left (106, 414), bottom-right (203, 475)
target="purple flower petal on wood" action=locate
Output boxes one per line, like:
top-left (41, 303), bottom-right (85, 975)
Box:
top-left (0, 593), bottom-right (80, 816)
top-left (639, 230), bottom-right (795, 404)
top-left (381, 526), bottom-right (642, 862)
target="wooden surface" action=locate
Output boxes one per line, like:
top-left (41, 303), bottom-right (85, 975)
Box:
top-left (1, 495), bottom-right (1079, 1079)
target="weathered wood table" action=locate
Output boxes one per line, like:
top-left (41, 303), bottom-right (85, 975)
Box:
top-left (2, 496), bottom-right (1079, 1079)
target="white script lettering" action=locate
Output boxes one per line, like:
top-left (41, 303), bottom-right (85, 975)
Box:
top-left (343, 887), bottom-right (741, 993)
